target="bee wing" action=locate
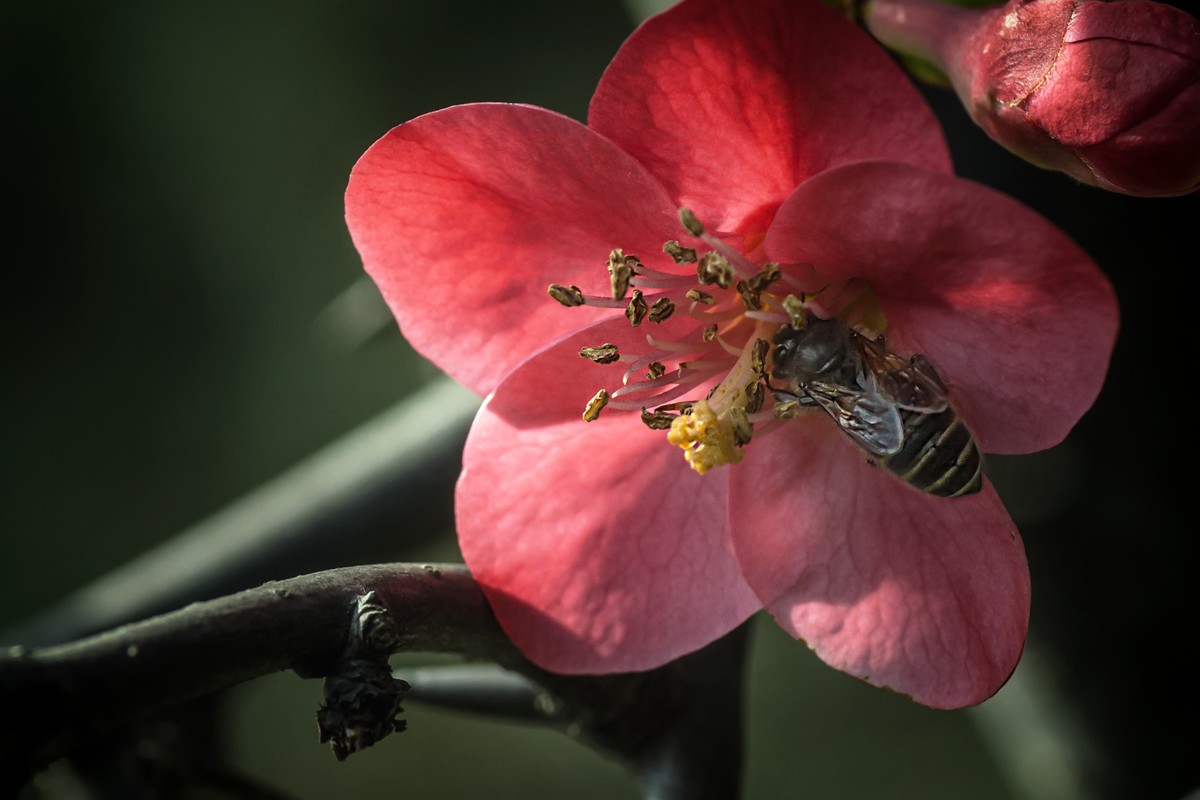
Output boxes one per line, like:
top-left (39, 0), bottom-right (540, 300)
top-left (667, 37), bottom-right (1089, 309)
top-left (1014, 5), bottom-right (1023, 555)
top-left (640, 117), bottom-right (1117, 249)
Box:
top-left (857, 336), bottom-right (949, 413)
top-left (807, 382), bottom-right (904, 456)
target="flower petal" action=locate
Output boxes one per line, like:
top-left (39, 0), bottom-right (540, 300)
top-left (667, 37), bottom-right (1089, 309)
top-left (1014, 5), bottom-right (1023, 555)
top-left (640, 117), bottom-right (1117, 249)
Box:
top-left (766, 160), bottom-right (1117, 454)
top-left (589, 0), bottom-right (952, 233)
top-left (457, 316), bottom-right (760, 673)
top-left (346, 103), bottom-right (680, 395)
top-left (729, 421), bottom-right (1030, 708)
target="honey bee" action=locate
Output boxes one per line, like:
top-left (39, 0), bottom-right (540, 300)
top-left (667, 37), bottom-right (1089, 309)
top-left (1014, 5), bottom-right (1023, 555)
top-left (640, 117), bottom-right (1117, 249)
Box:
top-left (769, 316), bottom-right (982, 498)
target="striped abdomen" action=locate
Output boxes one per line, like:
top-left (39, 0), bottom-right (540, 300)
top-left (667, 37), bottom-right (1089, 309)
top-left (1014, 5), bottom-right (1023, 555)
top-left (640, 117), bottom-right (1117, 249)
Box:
top-left (882, 409), bottom-right (983, 497)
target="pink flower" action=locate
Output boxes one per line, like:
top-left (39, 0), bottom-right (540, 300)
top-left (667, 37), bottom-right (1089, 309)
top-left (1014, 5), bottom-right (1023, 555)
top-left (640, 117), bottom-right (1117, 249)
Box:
top-left (866, 0), bottom-right (1200, 197)
top-left (345, 0), bottom-right (1117, 707)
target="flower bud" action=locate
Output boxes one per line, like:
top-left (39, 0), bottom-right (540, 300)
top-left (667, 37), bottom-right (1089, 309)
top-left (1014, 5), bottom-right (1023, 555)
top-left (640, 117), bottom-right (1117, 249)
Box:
top-left (866, 0), bottom-right (1200, 196)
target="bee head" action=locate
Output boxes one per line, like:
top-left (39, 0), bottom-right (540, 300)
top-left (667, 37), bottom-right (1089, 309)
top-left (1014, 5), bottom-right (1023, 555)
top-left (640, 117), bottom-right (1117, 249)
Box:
top-left (771, 317), bottom-right (855, 384)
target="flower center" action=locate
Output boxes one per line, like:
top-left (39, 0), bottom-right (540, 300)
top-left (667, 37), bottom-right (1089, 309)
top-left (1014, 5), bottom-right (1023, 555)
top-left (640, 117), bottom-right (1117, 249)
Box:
top-left (549, 208), bottom-right (883, 475)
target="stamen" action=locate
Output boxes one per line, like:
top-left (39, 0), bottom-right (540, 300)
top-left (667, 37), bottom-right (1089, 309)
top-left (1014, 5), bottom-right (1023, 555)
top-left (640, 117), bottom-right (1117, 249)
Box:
top-left (579, 343), bottom-right (620, 364)
top-left (714, 335), bottom-right (743, 357)
top-left (548, 284), bottom-right (585, 307)
top-left (773, 397), bottom-right (802, 418)
top-left (749, 263), bottom-right (782, 291)
top-left (646, 334), bottom-right (712, 354)
top-left (548, 284), bottom-right (630, 309)
top-left (625, 289), bottom-right (648, 326)
top-left (736, 279), bottom-right (761, 310)
top-left (744, 380), bottom-right (765, 414)
top-left (640, 407), bottom-right (677, 430)
top-left (676, 210), bottom-right (758, 280)
top-left (740, 264), bottom-right (782, 310)
top-left (700, 236), bottom-right (758, 280)
top-left (628, 273), bottom-right (699, 290)
top-left (729, 406), bottom-right (753, 446)
top-left (696, 252), bottom-right (734, 289)
top-left (582, 389), bottom-right (609, 422)
top-left (606, 249), bottom-right (639, 300)
top-left (677, 358), bottom-right (731, 373)
top-left (750, 338), bottom-right (770, 375)
top-left (679, 208), bottom-right (706, 237)
top-left (782, 294), bottom-right (808, 327)
top-left (688, 303), bottom-right (746, 324)
top-left (663, 240), bottom-right (698, 264)
top-left (563, 226), bottom-right (885, 473)
top-left (620, 349), bottom-right (669, 386)
top-left (613, 358), bottom-right (724, 403)
top-left (743, 309), bottom-right (790, 325)
top-left (648, 298), bottom-right (675, 323)
top-left (609, 380), bottom-right (707, 411)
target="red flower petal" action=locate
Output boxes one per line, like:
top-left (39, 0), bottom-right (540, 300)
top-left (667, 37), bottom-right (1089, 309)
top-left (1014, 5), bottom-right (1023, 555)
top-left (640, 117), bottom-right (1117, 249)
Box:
top-left (589, 0), bottom-right (952, 233)
top-left (457, 316), bottom-right (760, 673)
top-left (766, 161), bottom-right (1117, 454)
top-left (729, 422), bottom-right (1029, 708)
top-left (345, 103), bottom-right (680, 395)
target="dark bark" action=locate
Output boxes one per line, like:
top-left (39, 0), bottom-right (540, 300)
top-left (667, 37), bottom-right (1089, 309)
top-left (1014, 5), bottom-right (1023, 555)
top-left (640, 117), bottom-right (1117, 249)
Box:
top-left (1, 562), bottom-right (749, 800)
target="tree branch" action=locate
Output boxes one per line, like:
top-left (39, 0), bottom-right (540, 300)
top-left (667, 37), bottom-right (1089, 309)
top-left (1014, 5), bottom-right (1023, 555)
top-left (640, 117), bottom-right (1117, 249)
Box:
top-left (2, 562), bottom-right (750, 800)
top-left (0, 564), bottom-right (507, 783)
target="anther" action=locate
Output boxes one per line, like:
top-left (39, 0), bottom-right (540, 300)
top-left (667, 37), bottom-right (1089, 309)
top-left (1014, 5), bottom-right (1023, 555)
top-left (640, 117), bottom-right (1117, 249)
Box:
top-left (548, 284), bottom-right (585, 307)
top-left (607, 249), bottom-right (637, 301)
top-left (702, 324), bottom-right (718, 342)
top-left (736, 280), bottom-right (761, 310)
top-left (696, 252), bottom-right (734, 289)
top-left (579, 343), bottom-right (620, 364)
top-left (646, 361), bottom-right (665, 379)
top-left (749, 263), bottom-right (782, 291)
top-left (744, 380), bottom-right (765, 414)
top-left (640, 407), bottom-right (677, 430)
top-left (663, 240), bottom-right (698, 264)
top-left (685, 288), bottom-right (714, 305)
top-left (729, 407), bottom-right (753, 446)
top-left (750, 338), bottom-right (770, 375)
top-left (782, 294), bottom-right (807, 328)
top-left (648, 298), bottom-right (675, 323)
top-left (583, 389), bottom-right (610, 422)
top-left (625, 289), bottom-right (648, 326)
top-left (773, 397), bottom-right (801, 419)
top-left (679, 208), bottom-right (705, 237)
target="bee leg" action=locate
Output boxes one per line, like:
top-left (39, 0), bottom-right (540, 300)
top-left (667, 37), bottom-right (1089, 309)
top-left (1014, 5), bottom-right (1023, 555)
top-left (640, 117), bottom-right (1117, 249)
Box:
top-left (763, 377), bottom-right (804, 404)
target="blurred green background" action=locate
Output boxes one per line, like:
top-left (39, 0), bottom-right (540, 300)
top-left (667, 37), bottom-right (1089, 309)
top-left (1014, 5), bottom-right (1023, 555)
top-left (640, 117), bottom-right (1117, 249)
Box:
top-left (4, 1), bottom-right (1196, 798)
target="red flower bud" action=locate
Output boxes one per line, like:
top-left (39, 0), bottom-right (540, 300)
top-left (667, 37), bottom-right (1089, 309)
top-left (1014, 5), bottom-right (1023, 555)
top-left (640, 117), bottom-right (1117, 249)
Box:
top-left (866, 0), bottom-right (1200, 196)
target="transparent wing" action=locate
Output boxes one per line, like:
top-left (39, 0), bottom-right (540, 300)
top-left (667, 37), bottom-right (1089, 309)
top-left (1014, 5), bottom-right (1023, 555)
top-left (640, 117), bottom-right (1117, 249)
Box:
top-left (807, 381), bottom-right (904, 456)
top-left (857, 335), bottom-right (948, 413)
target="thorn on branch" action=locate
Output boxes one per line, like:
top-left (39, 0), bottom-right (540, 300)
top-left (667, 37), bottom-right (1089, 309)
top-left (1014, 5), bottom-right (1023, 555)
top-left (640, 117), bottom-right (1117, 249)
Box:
top-left (315, 591), bottom-right (409, 761)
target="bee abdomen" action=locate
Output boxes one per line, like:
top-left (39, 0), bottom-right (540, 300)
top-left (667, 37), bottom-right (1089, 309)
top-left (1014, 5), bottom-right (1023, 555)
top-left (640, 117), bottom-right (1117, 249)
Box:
top-left (883, 410), bottom-right (982, 498)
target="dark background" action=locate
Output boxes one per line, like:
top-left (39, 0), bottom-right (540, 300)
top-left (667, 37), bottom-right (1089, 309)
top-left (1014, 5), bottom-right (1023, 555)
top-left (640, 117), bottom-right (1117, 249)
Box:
top-left (3, 0), bottom-right (1196, 797)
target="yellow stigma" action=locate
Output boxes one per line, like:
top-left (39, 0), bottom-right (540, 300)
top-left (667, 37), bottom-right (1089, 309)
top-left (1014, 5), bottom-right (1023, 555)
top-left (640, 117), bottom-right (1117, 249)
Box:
top-left (667, 400), bottom-right (744, 475)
